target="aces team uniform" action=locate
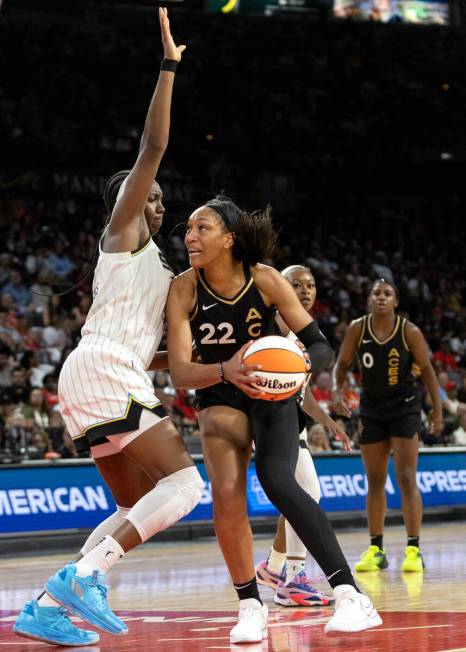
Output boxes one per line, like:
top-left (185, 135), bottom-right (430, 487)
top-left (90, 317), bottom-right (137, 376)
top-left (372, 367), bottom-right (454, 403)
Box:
top-left (191, 265), bottom-right (278, 411)
top-left (356, 314), bottom-right (422, 444)
top-left (190, 265), bottom-right (355, 585)
top-left (58, 237), bottom-right (173, 453)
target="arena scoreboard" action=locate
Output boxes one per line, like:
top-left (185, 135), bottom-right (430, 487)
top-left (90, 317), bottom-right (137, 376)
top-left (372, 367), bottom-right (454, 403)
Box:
top-left (208, 0), bottom-right (449, 22)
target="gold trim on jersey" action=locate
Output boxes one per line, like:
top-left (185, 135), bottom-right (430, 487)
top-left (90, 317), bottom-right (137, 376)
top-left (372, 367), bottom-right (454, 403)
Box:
top-left (367, 314), bottom-right (400, 345)
top-left (401, 318), bottom-right (409, 351)
top-left (356, 316), bottom-right (367, 348)
top-left (189, 303), bottom-right (199, 321)
top-left (197, 271), bottom-right (254, 305)
top-left (81, 394), bottom-right (161, 435)
top-left (131, 237), bottom-right (153, 257)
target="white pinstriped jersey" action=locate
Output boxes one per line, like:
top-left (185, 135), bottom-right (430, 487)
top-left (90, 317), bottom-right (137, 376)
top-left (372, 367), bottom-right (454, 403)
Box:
top-left (81, 238), bottom-right (173, 369)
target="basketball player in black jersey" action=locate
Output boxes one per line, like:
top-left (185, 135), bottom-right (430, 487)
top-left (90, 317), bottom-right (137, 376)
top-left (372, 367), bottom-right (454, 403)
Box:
top-left (333, 279), bottom-right (443, 573)
top-left (166, 195), bottom-right (382, 641)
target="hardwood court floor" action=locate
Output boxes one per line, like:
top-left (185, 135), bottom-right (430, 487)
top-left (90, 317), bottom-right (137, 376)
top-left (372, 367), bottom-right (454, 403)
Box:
top-left (1, 522), bottom-right (466, 651)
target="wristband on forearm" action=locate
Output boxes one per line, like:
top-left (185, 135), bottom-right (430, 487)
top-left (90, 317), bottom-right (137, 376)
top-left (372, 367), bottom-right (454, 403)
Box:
top-left (296, 321), bottom-right (328, 347)
top-left (296, 322), bottom-right (334, 374)
top-left (161, 58), bottom-right (178, 73)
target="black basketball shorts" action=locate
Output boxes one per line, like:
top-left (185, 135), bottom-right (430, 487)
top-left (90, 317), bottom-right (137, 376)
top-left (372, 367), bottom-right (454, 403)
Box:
top-left (359, 412), bottom-right (422, 445)
top-left (195, 382), bottom-right (252, 414)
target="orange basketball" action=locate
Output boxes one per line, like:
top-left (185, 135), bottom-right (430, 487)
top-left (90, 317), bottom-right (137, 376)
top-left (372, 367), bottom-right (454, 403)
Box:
top-left (242, 335), bottom-right (307, 401)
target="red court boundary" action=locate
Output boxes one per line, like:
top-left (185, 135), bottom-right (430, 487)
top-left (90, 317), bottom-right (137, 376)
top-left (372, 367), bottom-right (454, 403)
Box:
top-left (2, 609), bottom-right (465, 651)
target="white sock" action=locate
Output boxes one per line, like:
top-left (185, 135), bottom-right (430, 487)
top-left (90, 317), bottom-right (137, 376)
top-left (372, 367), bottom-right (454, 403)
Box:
top-left (75, 535), bottom-right (125, 577)
top-left (80, 505), bottom-right (130, 556)
top-left (37, 593), bottom-right (60, 608)
top-left (286, 558), bottom-right (306, 584)
top-left (285, 521), bottom-right (307, 559)
top-left (267, 547), bottom-right (286, 574)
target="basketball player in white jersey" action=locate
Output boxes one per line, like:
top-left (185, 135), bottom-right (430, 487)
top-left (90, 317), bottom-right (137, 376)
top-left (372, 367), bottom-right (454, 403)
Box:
top-left (13, 9), bottom-right (203, 647)
top-left (256, 265), bottom-right (349, 606)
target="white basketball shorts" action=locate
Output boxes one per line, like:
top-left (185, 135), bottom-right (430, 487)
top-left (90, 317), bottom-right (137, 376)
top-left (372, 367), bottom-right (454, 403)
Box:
top-left (58, 335), bottom-right (167, 454)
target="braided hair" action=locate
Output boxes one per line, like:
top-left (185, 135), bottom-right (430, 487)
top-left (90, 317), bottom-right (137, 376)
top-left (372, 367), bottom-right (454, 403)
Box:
top-left (102, 169), bottom-right (131, 215)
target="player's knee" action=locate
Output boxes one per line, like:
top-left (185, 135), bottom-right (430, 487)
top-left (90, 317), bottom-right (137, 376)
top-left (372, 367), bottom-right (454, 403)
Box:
top-left (163, 465), bottom-right (205, 510)
top-left (211, 478), bottom-right (244, 506)
top-left (127, 466), bottom-right (205, 542)
top-left (396, 469), bottom-right (417, 493)
top-left (366, 472), bottom-right (387, 492)
top-left (256, 460), bottom-right (294, 504)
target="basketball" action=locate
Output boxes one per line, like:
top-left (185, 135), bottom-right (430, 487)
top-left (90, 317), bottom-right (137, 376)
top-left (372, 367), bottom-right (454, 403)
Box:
top-left (242, 335), bottom-right (307, 401)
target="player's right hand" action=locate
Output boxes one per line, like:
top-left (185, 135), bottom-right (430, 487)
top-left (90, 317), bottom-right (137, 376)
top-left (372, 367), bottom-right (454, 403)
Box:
top-left (159, 7), bottom-right (186, 62)
top-left (223, 342), bottom-right (267, 399)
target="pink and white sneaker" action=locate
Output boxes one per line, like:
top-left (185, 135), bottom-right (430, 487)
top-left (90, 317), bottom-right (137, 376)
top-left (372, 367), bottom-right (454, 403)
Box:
top-left (274, 571), bottom-right (335, 607)
top-left (255, 560), bottom-right (285, 589)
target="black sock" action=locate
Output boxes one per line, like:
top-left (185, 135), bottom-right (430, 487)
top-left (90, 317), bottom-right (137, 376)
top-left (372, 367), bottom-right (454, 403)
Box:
top-left (370, 534), bottom-right (384, 550)
top-left (233, 577), bottom-right (262, 604)
top-left (326, 568), bottom-right (360, 593)
top-left (407, 536), bottom-right (419, 548)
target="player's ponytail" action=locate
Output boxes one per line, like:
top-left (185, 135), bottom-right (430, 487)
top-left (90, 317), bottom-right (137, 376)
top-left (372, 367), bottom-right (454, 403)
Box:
top-left (233, 205), bottom-right (277, 266)
top-left (206, 194), bottom-right (277, 265)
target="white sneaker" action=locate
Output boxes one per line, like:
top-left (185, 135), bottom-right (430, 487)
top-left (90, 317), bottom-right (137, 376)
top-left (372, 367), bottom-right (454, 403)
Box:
top-left (230, 599), bottom-right (268, 644)
top-left (324, 585), bottom-right (382, 634)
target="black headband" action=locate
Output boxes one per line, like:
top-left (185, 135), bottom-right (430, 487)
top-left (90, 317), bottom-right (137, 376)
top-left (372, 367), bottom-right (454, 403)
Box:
top-left (205, 198), bottom-right (240, 232)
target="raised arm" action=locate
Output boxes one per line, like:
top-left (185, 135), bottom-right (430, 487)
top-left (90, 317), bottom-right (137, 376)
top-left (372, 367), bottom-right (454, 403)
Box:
top-left (332, 319), bottom-right (363, 417)
top-left (405, 322), bottom-right (444, 435)
top-left (254, 266), bottom-right (334, 374)
top-left (104, 8), bottom-right (185, 252)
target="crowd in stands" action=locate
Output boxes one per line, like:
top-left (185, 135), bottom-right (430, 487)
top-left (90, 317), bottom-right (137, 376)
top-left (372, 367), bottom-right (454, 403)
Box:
top-left (1, 3), bottom-right (465, 460)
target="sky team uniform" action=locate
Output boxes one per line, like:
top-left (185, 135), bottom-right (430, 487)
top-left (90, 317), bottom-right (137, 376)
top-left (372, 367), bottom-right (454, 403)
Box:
top-left (190, 266), bottom-right (278, 412)
top-left (356, 314), bottom-right (422, 443)
top-left (58, 237), bottom-right (174, 453)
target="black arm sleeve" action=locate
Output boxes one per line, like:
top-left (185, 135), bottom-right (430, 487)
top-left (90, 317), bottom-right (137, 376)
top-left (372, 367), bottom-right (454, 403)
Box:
top-left (296, 322), bottom-right (335, 375)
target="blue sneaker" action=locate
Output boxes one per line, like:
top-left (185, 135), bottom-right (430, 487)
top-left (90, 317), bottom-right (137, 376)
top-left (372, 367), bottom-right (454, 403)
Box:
top-left (45, 564), bottom-right (128, 635)
top-left (13, 599), bottom-right (100, 646)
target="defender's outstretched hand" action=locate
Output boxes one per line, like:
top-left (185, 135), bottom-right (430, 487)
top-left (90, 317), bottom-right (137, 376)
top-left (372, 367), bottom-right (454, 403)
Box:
top-left (159, 7), bottom-right (186, 61)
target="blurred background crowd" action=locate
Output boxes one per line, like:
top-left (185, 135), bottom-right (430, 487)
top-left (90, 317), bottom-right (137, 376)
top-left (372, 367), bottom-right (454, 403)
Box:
top-left (1, 1), bottom-right (465, 461)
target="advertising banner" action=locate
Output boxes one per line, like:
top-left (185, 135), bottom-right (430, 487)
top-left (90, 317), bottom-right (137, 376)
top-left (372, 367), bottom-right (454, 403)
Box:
top-left (1, 451), bottom-right (465, 535)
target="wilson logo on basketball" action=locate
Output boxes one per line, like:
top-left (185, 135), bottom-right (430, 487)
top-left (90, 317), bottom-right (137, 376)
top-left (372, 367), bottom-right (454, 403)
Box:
top-left (254, 377), bottom-right (298, 391)
top-left (242, 335), bottom-right (307, 401)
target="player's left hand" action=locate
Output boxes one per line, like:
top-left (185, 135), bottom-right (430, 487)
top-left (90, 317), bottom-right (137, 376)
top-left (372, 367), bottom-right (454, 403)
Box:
top-left (159, 7), bottom-right (186, 62)
top-left (325, 417), bottom-right (352, 452)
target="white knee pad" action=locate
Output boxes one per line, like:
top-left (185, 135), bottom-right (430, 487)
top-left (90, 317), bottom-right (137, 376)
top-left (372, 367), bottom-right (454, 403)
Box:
top-left (126, 466), bottom-right (204, 543)
top-left (80, 505), bottom-right (131, 556)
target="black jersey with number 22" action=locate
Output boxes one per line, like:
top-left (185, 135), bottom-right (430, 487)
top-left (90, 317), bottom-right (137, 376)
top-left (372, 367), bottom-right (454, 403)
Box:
top-left (190, 266), bottom-right (277, 364)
